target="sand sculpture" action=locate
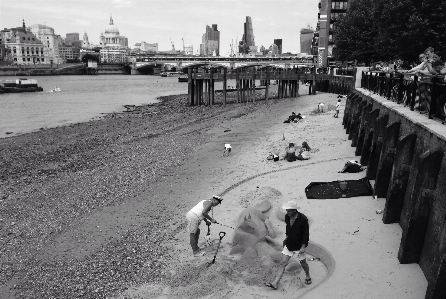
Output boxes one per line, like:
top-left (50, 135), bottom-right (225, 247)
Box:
top-left (120, 187), bottom-right (333, 298)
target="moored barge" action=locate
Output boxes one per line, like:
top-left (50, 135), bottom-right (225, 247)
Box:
top-left (0, 78), bottom-right (43, 93)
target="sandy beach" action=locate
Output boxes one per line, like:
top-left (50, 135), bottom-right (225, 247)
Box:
top-left (0, 85), bottom-right (427, 298)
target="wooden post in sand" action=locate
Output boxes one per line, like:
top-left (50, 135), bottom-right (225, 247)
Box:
top-left (195, 70), bottom-right (200, 106)
top-left (278, 70), bottom-right (282, 99)
top-left (264, 69), bottom-right (270, 101)
top-left (188, 67), bottom-right (194, 106)
top-left (197, 79), bottom-right (200, 106)
top-left (210, 68), bottom-right (215, 106)
top-left (311, 67), bottom-right (317, 95)
top-left (236, 69), bottom-right (240, 103)
top-left (205, 79), bottom-right (209, 106)
top-left (223, 68), bottom-right (227, 106)
top-left (252, 71), bottom-right (256, 102)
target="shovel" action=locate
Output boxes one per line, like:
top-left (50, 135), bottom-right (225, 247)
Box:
top-left (207, 232), bottom-right (226, 266)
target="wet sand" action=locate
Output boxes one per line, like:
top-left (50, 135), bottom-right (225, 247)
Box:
top-left (0, 85), bottom-right (427, 298)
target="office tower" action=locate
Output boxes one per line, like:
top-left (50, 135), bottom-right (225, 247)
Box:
top-left (65, 33), bottom-right (80, 45)
top-left (239, 16), bottom-right (257, 54)
top-left (300, 27), bottom-right (314, 55)
top-left (313, 0), bottom-right (355, 66)
top-left (200, 24), bottom-right (220, 56)
top-left (274, 39), bottom-right (282, 54)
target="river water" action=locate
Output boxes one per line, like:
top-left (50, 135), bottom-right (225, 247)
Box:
top-left (0, 75), bottom-right (193, 138)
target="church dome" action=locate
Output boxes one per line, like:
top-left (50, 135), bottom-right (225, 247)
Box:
top-left (105, 26), bottom-right (119, 35)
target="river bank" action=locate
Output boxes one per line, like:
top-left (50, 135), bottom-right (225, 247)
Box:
top-left (0, 88), bottom-right (278, 298)
top-left (0, 85), bottom-right (427, 299)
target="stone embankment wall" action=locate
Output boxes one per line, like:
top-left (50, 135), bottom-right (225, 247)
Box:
top-left (343, 88), bottom-right (446, 299)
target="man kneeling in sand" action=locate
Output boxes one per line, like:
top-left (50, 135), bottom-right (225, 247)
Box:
top-left (186, 195), bottom-right (222, 255)
top-left (266, 201), bottom-right (311, 289)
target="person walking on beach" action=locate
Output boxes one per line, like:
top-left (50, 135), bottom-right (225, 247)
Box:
top-left (186, 195), bottom-right (222, 255)
top-left (334, 99), bottom-right (341, 118)
top-left (266, 201), bottom-right (311, 290)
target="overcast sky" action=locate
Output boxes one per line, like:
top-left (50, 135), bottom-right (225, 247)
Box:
top-left (0, 0), bottom-right (318, 55)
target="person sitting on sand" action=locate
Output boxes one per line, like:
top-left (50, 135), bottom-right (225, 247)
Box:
top-left (265, 201), bottom-right (311, 290)
top-left (284, 112), bottom-right (297, 123)
top-left (186, 195), bottom-right (222, 255)
top-left (283, 143), bottom-right (297, 162)
top-left (296, 141), bottom-right (311, 160)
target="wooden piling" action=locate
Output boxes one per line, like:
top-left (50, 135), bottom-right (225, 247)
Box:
top-left (188, 68), bottom-right (193, 106)
top-left (223, 68), bottom-right (227, 106)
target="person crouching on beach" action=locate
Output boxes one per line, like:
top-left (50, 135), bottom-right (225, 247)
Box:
top-left (283, 143), bottom-right (297, 162)
top-left (296, 141), bottom-right (311, 160)
top-left (266, 201), bottom-right (311, 290)
top-left (186, 195), bottom-right (222, 255)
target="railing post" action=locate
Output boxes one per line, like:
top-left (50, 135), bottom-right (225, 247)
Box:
top-left (410, 75), bottom-right (418, 111)
top-left (397, 73), bottom-right (404, 104)
top-left (387, 73), bottom-right (393, 99)
top-left (428, 77), bottom-right (437, 119)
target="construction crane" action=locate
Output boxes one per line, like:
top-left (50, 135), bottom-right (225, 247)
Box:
top-left (169, 37), bottom-right (175, 51)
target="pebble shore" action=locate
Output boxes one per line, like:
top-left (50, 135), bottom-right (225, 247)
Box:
top-left (0, 90), bottom-right (279, 298)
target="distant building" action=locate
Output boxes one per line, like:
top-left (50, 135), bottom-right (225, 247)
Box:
top-left (200, 24), bottom-right (220, 56)
top-left (269, 44), bottom-right (279, 55)
top-left (98, 15), bottom-right (129, 63)
top-left (0, 20), bottom-right (49, 64)
top-left (239, 16), bottom-right (257, 54)
top-left (65, 33), bottom-right (79, 45)
top-left (134, 41), bottom-right (158, 52)
top-left (274, 39), bottom-right (282, 54)
top-left (99, 15), bottom-right (128, 48)
top-left (300, 27), bottom-right (314, 55)
top-left (313, 0), bottom-right (354, 66)
top-left (28, 23), bottom-right (63, 63)
top-left (59, 45), bottom-right (80, 62)
top-left (183, 43), bottom-right (193, 55)
top-left (82, 31), bottom-right (91, 49)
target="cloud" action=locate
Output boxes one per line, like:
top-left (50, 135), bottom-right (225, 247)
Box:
top-left (113, 0), bottom-right (134, 8)
top-left (73, 19), bottom-right (92, 27)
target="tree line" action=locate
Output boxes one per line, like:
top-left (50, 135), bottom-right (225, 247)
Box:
top-left (332, 0), bottom-right (446, 65)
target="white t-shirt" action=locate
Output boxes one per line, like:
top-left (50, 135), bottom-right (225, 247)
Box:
top-left (336, 102), bottom-right (341, 111)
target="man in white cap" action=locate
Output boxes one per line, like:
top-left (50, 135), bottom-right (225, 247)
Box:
top-left (186, 195), bottom-right (222, 255)
top-left (266, 200), bottom-right (311, 289)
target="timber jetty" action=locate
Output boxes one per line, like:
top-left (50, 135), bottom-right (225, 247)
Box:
top-left (183, 62), bottom-right (354, 106)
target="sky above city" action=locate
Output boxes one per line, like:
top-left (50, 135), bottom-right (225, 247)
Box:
top-left (0, 0), bottom-right (319, 55)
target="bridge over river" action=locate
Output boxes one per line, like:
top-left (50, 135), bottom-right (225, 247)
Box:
top-left (130, 55), bottom-right (316, 75)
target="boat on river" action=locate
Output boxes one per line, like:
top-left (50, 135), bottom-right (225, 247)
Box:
top-left (0, 78), bottom-right (43, 93)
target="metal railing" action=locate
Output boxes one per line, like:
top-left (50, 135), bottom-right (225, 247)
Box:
top-left (361, 71), bottom-right (446, 123)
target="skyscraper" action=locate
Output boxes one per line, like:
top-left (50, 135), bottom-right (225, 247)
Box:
top-left (300, 27), bottom-right (314, 55)
top-left (239, 16), bottom-right (256, 54)
top-left (274, 39), bottom-right (282, 55)
top-left (200, 24), bottom-right (220, 56)
top-left (313, 0), bottom-right (354, 66)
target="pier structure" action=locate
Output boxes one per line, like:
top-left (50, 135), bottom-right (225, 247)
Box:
top-left (184, 63), bottom-right (326, 106)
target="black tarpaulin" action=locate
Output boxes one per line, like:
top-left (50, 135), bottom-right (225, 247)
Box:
top-left (305, 177), bottom-right (373, 199)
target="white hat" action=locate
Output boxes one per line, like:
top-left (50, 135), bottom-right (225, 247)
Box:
top-left (282, 201), bottom-right (298, 210)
